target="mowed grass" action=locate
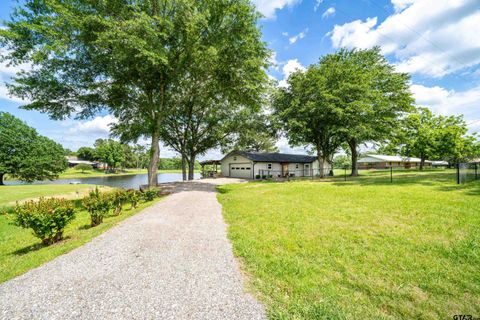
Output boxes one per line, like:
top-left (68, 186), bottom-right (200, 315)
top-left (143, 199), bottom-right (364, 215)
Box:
top-left (0, 185), bottom-right (162, 283)
top-left (217, 173), bottom-right (480, 319)
top-left (0, 184), bottom-right (110, 207)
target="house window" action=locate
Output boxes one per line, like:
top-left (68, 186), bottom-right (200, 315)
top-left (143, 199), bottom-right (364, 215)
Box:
top-left (305, 164), bottom-right (309, 168)
top-left (267, 163), bottom-right (272, 169)
top-left (233, 156), bottom-right (237, 161)
top-left (295, 164), bottom-right (299, 169)
top-left (246, 167), bottom-right (251, 170)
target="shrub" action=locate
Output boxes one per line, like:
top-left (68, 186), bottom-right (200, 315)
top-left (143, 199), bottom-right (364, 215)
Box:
top-left (142, 188), bottom-right (159, 201)
top-left (82, 188), bottom-right (112, 227)
top-left (111, 189), bottom-right (128, 215)
top-left (12, 198), bottom-right (76, 245)
top-left (126, 189), bottom-right (141, 209)
top-left (74, 163), bottom-right (93, 173)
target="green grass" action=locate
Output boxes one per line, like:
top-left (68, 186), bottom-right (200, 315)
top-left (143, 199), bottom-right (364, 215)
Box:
top-left (217, 172), bottom-right (480, 319)
top-left (4, 168), bottom-right (183, 180)
top-left (57, 168), bottom-right (148, 179)
top-left (0, 197), bottom-right (162, 283)
top-left (0, 184), bottom-right (111, 208)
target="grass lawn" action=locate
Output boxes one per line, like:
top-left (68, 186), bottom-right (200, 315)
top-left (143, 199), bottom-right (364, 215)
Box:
top-left (0, 197), bottom-right (162, 283)
top-left (217, 173), bottom-right (480, 319)
top-left (0, 184), bottom-right (112, 208)
top-left (4, 168), bottom-right (183, 181)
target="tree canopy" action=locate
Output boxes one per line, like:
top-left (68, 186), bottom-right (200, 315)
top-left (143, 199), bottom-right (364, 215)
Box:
top-left (0, 112), bottom-right (67, 184)
top-left (380, 107), bottom-right (478, 168)
top-left (273, 47), bottom-right (413, 176)
top-left (1, 0), bottom-right (269, 186)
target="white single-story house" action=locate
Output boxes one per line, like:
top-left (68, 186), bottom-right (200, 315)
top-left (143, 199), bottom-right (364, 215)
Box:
top-left (66, 156), bottom-right (105, 169)
top-left (221, 151), bottom-right (330, 179)
top-left (357, 154), bottom-right (433, 169)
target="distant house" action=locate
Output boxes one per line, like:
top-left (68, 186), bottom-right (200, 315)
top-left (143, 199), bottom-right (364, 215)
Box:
top-left (66, 156), bottom-right (105, 169)
top-left (220, 151), bottom-right (329, 179)
top-left (357, 154), bottom-right (433, 169)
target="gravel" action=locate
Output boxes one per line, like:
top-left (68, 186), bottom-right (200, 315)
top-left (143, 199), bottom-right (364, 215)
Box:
top-left (0, 178), bottom-right (265, 320)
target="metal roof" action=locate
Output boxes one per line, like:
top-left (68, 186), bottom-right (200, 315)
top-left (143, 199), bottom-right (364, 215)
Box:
top-left (358, 154), bottom-right (431, 163)
top-left (223, 151), bottom-right (317, 163)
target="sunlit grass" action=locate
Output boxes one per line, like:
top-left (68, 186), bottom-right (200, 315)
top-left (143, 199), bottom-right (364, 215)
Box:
top-left (0, 198), bottom-right (162, 283)
top-left (218, 173), bottom-right (480, 319)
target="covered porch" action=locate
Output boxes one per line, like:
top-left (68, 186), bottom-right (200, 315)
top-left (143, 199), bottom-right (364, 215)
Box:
top-left (200, 160), bottom-right (221, 178)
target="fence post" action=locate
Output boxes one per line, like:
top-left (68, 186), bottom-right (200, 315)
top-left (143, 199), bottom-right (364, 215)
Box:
top-left (344, 167), bottom-right (347, 182)
top-left (390, 166), bottom-right (393, 183)
top-left (475, 163), bottom-right (478, 181)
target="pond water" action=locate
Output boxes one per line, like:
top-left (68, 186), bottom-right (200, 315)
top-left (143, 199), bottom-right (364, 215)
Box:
top-left (5, 173), bottom-right (201, 189)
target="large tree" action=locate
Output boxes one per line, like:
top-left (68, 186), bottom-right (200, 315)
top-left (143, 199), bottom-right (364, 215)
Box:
top-left (0, 112), bottom-right (67, 185)
top-left (273, 63), bottom-right (344, 177)
top-left (321, 48), bottom-right (414, 176)
top-left (94, 139), bottom-right (125, 172)
top-left (382, 108), bottom-right (477, 168)
top-left (1, 0), bottom-right (267, 187)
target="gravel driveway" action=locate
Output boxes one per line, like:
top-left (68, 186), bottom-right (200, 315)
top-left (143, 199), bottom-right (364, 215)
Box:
top-left (0, 178), bottom-right (266, 320)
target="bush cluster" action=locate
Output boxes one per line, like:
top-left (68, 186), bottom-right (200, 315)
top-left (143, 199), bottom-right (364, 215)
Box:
top-left (82, 188), bottom-right (112, 227)
top-left (12, 198), bottom-right (76, 245)
top-left (82, 188), bottom-right (156, 227)
top-left (141, 188), bottom-right (159, 202)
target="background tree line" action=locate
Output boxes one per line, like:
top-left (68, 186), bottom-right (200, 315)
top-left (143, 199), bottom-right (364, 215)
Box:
top-left (76, 140), bottom-right (200, 171)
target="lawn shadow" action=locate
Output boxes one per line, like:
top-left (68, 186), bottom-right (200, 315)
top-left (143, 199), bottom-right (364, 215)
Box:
top-left (11, 235), bottom-right (72, 256)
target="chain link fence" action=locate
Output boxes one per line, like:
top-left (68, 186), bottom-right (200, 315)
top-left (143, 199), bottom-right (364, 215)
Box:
top-left (255, 163), bottom-right (479, 185)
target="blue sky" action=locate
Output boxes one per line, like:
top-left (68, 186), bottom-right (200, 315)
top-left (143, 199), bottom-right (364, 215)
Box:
top-left (1, 0), bottom-right (479, 158)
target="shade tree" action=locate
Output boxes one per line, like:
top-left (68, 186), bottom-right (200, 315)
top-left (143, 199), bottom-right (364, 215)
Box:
top-left (0, 112), bottom-right (67, 184)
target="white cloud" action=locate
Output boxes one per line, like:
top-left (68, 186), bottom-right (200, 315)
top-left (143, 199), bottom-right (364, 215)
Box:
top-left (278, 59), bottom-right (306, 88)
top-left (282, 59), bottom-right (306, 78)
top-left (322, 7), bottom-right (335, 19)
top-left (68, 115), bottom-right (117, 135)
top-left (314, 0), bottom-right (323, 12)
top-left (411, 83), bottom-right (480, 133)
top-left (289, 28), bottom-right (308, 44)
top-left (268, 51), bottom-right (279, 70)
top-left (0, 85), bottom-right (28, 103)
top-left (329, 0), bottom-right (480, 77)
top-left (252, 0), bottom-right (301, 19)
top-left (391, 0), bottom-right (415, 12)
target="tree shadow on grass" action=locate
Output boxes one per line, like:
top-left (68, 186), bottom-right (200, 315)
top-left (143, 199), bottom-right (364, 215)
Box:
top-left (11, 236), bottom-right (72, 256)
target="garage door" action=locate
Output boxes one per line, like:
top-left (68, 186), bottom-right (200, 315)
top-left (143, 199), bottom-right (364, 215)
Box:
top-left (229, 164), bottom-right (252, 179)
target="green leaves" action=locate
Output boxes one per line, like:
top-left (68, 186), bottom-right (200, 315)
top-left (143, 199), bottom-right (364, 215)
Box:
top-left (13, 197), bottom-right (76, 245)
top-left (0, 112), bottom-right (67, 183)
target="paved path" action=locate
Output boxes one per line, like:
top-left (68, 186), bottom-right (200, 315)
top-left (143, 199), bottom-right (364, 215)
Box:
top-left (0, 178), bottom-right (265, 320)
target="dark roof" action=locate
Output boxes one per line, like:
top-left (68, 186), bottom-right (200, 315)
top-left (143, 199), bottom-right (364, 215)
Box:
top-left (223, 151), bottom-right (317, 163)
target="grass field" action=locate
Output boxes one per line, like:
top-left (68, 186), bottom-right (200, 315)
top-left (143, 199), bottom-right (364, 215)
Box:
top-left (217, 172), bottom-right (480, 319)
top-left (0, 195), bottom-right (162, 283)
top-left (0, 184), bottom-right (112, 208)
top-left (3, 168), bottom-right (183, 181)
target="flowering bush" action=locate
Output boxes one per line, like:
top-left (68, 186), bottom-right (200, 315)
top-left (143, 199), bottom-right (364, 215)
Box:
top-left (126, 189), bottom-right (141, 209)
top-left (13, 198), bottom-right (76, 245)
top-left (111, 190), bottom-right (129, 215)
top-left (142, 188), bottom-right (159, 202)
top-left (82, 188), bottom-right (112, 227)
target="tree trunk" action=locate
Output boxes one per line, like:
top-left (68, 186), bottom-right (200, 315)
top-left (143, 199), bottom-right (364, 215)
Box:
top-left (188, 154), bottom-right (195, 180)
top-left (317, 152), bottom-right (326, 178)
top-left (349, 139), bottom-right (359, 176)
top-left (420, 158), bottom-right (425, 170)
top-left (147, 132), bottom-right (160, 187)
top-left (0, 173), bottom-right (4, 185)
top-left (181, 154), bottom-right (187, 181)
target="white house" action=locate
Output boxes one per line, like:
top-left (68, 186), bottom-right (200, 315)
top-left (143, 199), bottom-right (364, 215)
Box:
top-left (221, 151), bottom-right (329, 179)
top-left (357, 154), bottom-right (432, 169)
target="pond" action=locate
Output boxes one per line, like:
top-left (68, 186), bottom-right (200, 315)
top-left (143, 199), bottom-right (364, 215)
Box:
top-left (5, 173), bottom-right (201, 189)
